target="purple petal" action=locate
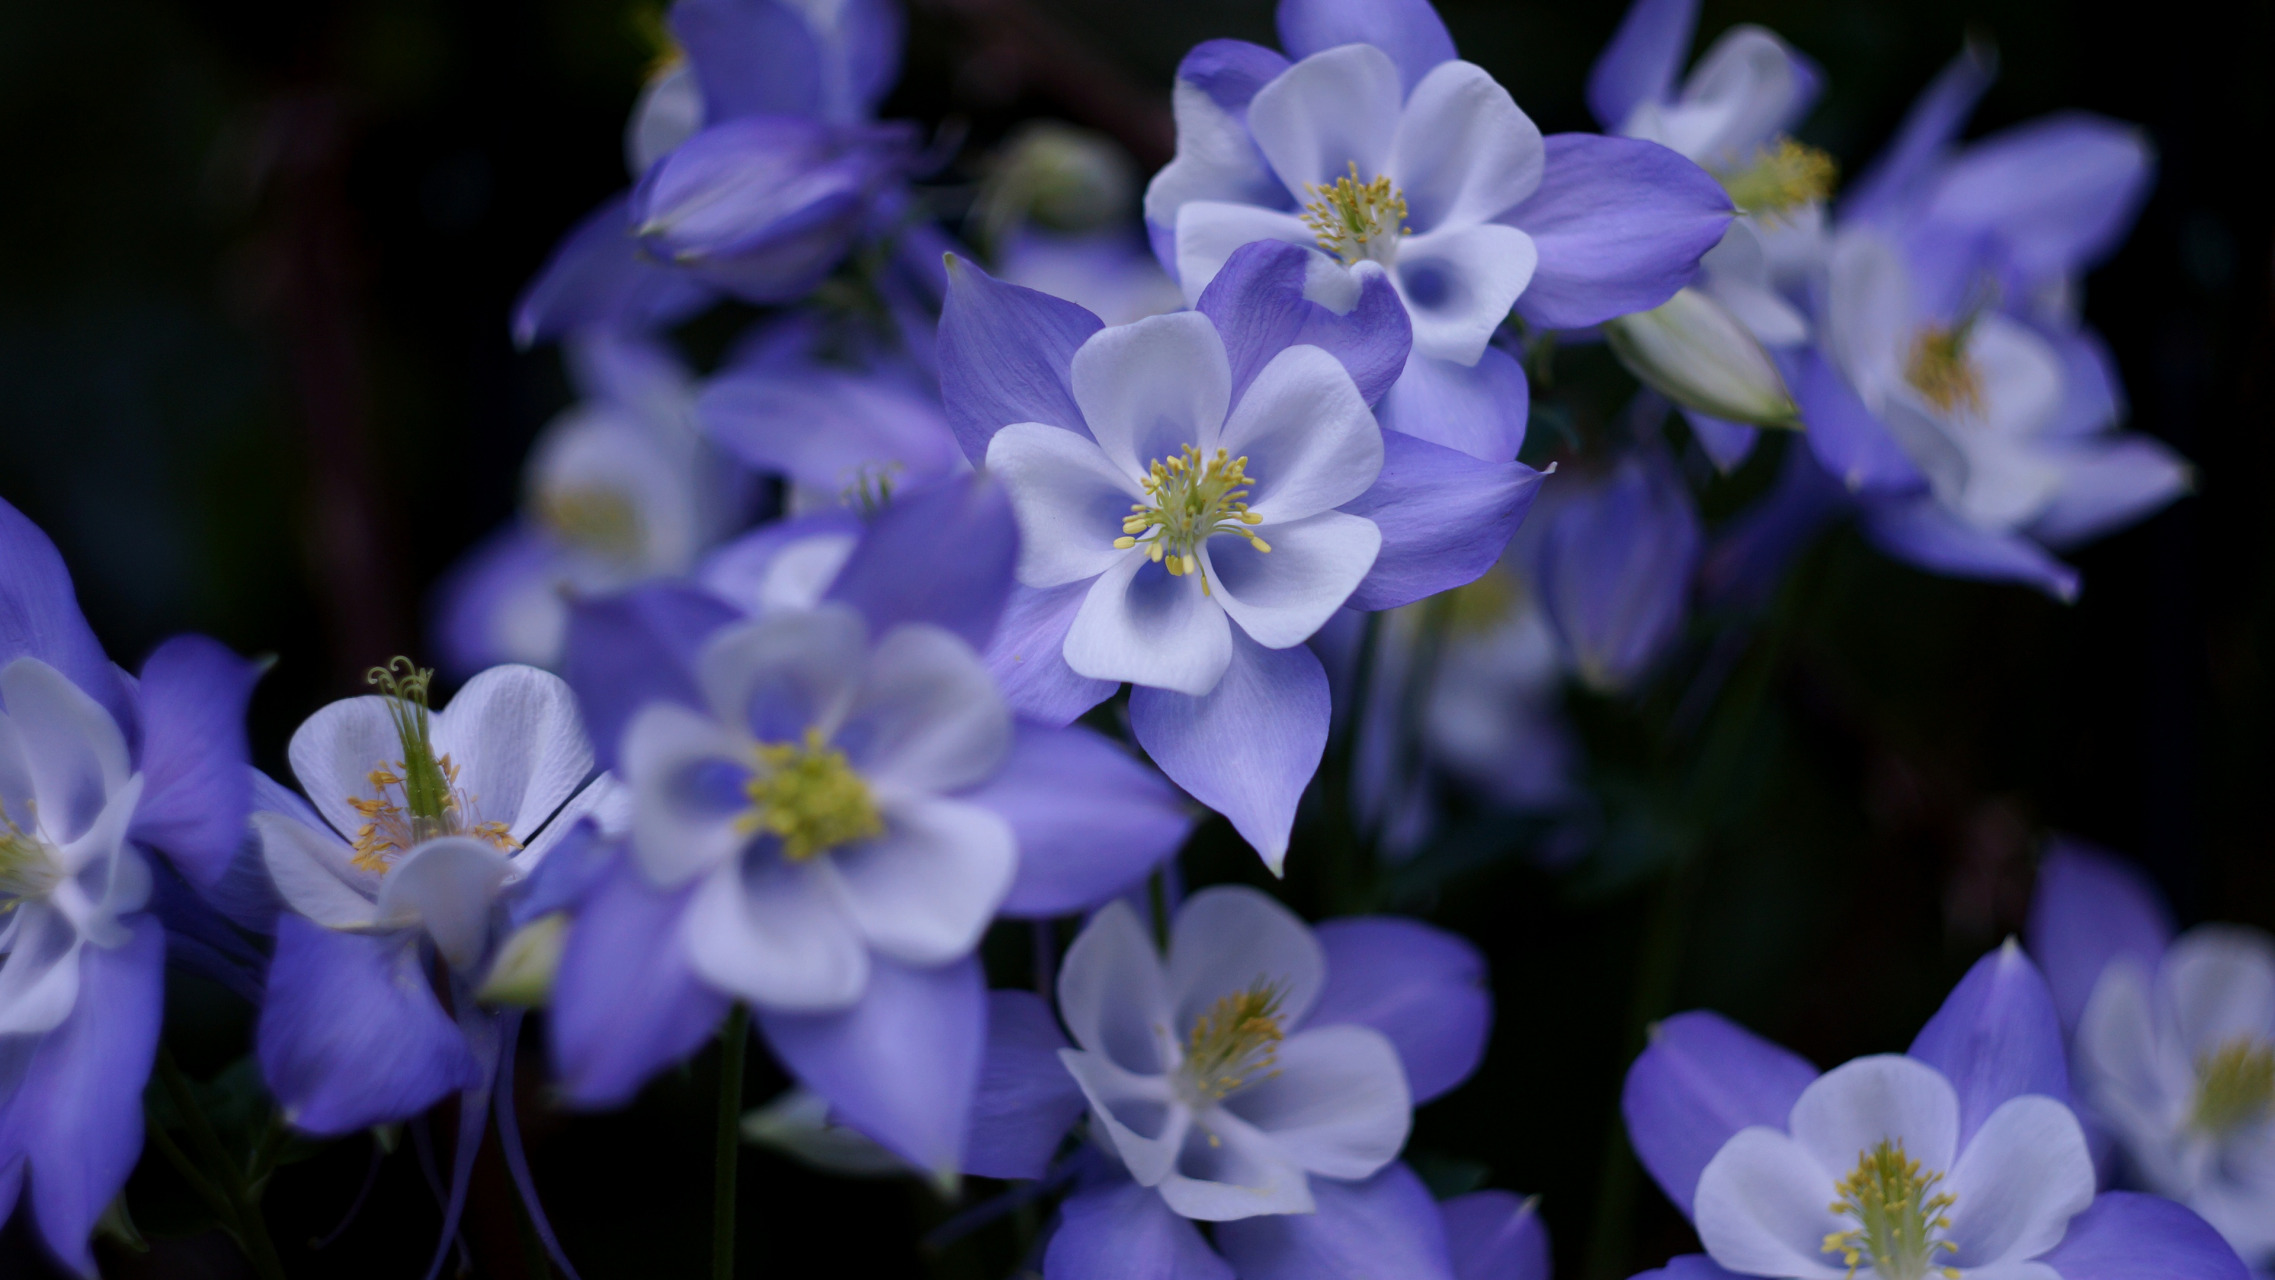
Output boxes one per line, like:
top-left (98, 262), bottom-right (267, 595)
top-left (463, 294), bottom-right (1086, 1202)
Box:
top-left (1791, 353), bottom-right (1926, 499)
top-left (2026, 839), bottom-right (2172, 1035)
top-left (699, 364), bottom-right (961, 491)
top-left (129, 635), bottom-right (261, 886)
top-left (1440, 1190), bottom-right (1549, 1280)
top-left (1179, 39), bottom-right (1293, 116)
top-left (1195, 240), bottom-right (1413, 408)
top-left (1342, 430), bottom-right (1544, 613)
top-left (1375, 347), bottom-right (1531, 462)
top-left (759, 954), bottom-right (986, 1179)
top-left (431, 525), bottom-right (565, 678)
top-left (939, 255), bottom-right (1102, 462)
top-left (511, 193), bottom-right (716, 348)
top-left (2038, 1192), bottom-right (2250, 1280)
top-left (965, 990), bottom-right (1084, 1179)
top-left (0, 497), bottom-right (134, 736)
top-left (670, 0), bottom-right (826, 122)
top-left (1922, 114), bottom-right (2154, 284)
top-left (1506, 135), bottom-right (1731, 332)
top-left (825, 473), bottom-right (1019, 652)
top-left (1682, 409), bottom-right (1758, 474)
top-left (1621, 1009), bottom-right (1818, 1219)
top-left (1585, 0), bottom-right (1698, 131)
top-left (981, 583), bottom-right (1118, 727)
top-left (1857, 495), bottom-right (2081, 603)
top-left (1276, 0), bottom-right (1457, 94)
top-left (4, 919), bottom-right (163, 1276)
top-left (562, 582), bottom-right (744, 772)
top-left (1630, 1255), bottom-right (1751, 1280)
top-left (1905, 940), bottom-right (2070, 1148)
top-left (2026, 436), bottom-right (2192, 552)
top-left (258, 916), bottom-right (480, 1136)
top-left (1046, 1180), bottom-right (1235, 1280)
top-left (1532, 447), bottom-right (1700, 691)
top-left (974, 724), bottom-right (1194, 919)
top-left (549, 849), bottom-right (731, 1109)
top-left (1129, 634), bottom-right (1329, 876)
top-left (1216, 1161), bottom-right (1455, 1280)
top-left (1309, 917), bottom-right (1490, 1103)
top-left (1840, 39), bottom-right (1996, 226)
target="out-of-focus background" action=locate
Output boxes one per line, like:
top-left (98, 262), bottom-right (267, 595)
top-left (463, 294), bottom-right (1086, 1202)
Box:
top-left (1, 0), bottom-right (2268, 1275)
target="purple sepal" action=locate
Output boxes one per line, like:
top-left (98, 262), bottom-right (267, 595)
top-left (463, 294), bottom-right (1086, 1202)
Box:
top-left (508, 820), bottom-right (617, 927)
top-left (825, 473), bottom-right (1019, 653)
top-left (150, 857), bottom-right (267, 1004)
top-left (1046, 1180), bottom-right (1235, 1280)
top-left (939, 255), bottom-right (1103, 462)
top-left (129, 635), bottom-right (262, 886)
top-left (1792, 351), bottom-right (1925, 496)
top-left (0, 496), bottom-right (135, 736)
top-left (1216, 1162), bottom-right (1455, 1280)
top-left (1441, 1190), bottom-right (1550, 1280)
top-left (1922, 114), bottom-right (2154, 286)
top-left (1310, 917), bottom-right (1491, 1103)
top-left (511, 194), bottom-right (717, 349)
top-left (1629, 1254), bottom-right (1751, 1280)
top-left (1533, 447), bottom-right (1701, 691)
top-left (1683, 409), bottom-right (1758, 474)
top-left (1128, 633), bottom-right (1329, 875)
top-left (965, 990), bottom-right (1084, 1179)
top-left (550, 847), bottom-right (730, 1109)
top-left (258, 917), bottom-right (480, 1136)
top-left (1621, 1010), bottom-right (1819, 1219)
top-left (759, 954), bottom-right (986, 1178)
top-left (1195, 240), bottom-right (1413, 407)
top-left (1376, 347), bottom-right (1530, 462)
top-left (670, 0), bottom-right (827, 123)
top-left (562, 583), bottom-right (744, 772)
top-left (974, 724), bottom-right (1193, 919)
top-left (1276, 0), bottom-right (1457, 94)
top-left (697, 364), bottom-right (961, 491)
top-left (1343, 431), bottom-right (1543, 613)
top-left (0, 919), bottom-right (163, 1277)
top-left (698, 507), bottom-right (864, 613)
top-left (2038, 1192), bottom-right (2250, 1280)
top-left (981, 584), bottom-right (1118, 728)
top-left (1506, 135), bottom-right (1732, 332)
top-left (1840, 39), bottom-right (1996, 226)
top-left (1586, 0), bottom-right (1698, 131)
top-left (1858, 496), bottom-right (2081, 603)
top-left (1906, 941), bottom-right (2071, 1148)
top-left (1178, 39), bottom-right (1293, 116)
top-left (2026, 839), bottom-right (2172, 1034)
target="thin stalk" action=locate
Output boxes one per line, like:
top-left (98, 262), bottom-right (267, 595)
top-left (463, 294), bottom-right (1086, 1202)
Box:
top-left (714, 1006), bottom-right (751, 1280)
top-left (1320, 610), bottom-right (1386, 912)
top-left (156, 1049), bottom-right (289, 1280)
top-left (143, 1119), bottom-right (236, 1225)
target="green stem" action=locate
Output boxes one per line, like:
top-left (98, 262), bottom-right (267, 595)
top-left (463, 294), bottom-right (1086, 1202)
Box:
top-left (155, 1049), bottom-right (289, 1280)
top-left (1320, 610), bottom-right (1386, 912)
top-left (714, 1005), bottom-right (751, 1280)
top-left (143, 1118), bottom-right (235, 1226)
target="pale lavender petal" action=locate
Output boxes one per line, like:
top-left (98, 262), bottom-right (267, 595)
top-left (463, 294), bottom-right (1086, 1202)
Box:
top-left (1045, 1180), bottom-right (1235, 1280)
top-left (1180, 39), bottom-right (1292, 116)
top-left (965, 989), bottom-right (1084, 1180)
top-left (2026, 437), bottom-right (2192, 551)
top-left (981, 583), bottom-right (1119, 727)
top-left (1215, 1161), bottom-right (1455, 1280)
top-left (1793, 350), bottom-right (1926, 497)
top-left (1195, 240), bottom-right (1413, 407)
top-left (1374, 347), bottom-right (1530, 462)
top-left (0, 497), bottom-right (133, 735)
top-left (1684, 410), bottom-right (1759, 473)
top-left (511, 193), bottom-right (716, 348)
top-left (2025, 838), bottom-right (2172, 1034)
top-left (1441, 1190), bottom-right (1550, 1280)
top-left (128, 635), bottom-right (261, 885)
top-left (1906, 941), bottom-right (2070, 1148)
top-left (1621, 1009), bottom-right (1818, 1219)
top-left (1309, 916), bottom-right (1490, 1103)
top-left (698, 365), bottom-right (962, 490)
top-left (431, 525), bottom-right (566, 677)
top-left (562, 582), bottom-right (744, 772)
top-left (1505, 134), bottom-right (1731, 331)
top-left (2036, 1192), bottom-right (2249, 1280)
top-left (1276, 0), bottom-right (1457, 94)
top-left (549, 848), bottom-right (731, 1109)
top-left (825, 473), bottom-right (1020, 653)
top-left (1586, 0), bottom-right (1699, 130)
top-left (939, 255), bottom-right (1102, 462)
top-left (1839, 39), bottom-right (1996, 225)
top-left (974, 723), bottom-right (1194, 919)
top-left (1923, 114), bottom-right (2153, 282)
top-left (1858, 496), bottom-right (2081, 603)
top-left (1630, 1255), bottom-right (1751, 1280)
top-left (1342, 430), bottom-right (1544, 612)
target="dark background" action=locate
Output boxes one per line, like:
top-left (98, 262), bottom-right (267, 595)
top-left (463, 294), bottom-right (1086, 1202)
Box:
top-left (0, 0), bottom-right (2268, 1274)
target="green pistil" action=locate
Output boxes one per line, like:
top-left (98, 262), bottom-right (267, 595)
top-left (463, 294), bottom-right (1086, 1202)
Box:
top-left (2192, 1037), bottom-right (2275, 1135)
top-left (1821, 1140), bottom-right (1959, 1280)
top-left (739, 728), bottom-right (884, 861)
top-left (368, 658), bottom-right (452, 832)
top-left (1114, 445), bottom-right (1271, 596)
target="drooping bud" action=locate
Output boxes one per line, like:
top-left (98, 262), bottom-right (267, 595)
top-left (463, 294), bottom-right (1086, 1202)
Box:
top-left (1603, 288), bottom-right (1801, 430)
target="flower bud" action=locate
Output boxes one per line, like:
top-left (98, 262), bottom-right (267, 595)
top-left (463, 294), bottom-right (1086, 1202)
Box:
top-left (476, 912), bottom-right (569, 1007)
top-left (1604, 287), bottom-right (1801, 429)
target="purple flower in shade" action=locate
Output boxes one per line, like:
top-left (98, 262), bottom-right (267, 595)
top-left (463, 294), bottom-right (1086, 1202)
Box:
top-left (998, 228), bottom-right (1188, 329)
top-left (1622, 941), bottom-right (2251, 1280)
top-left (1142, 0), bottom-right (1730, 465)
top-left (1420, 563), bottom-right (1577, 812)
top-left (940, 241), bottom-right (1543, 870)
top-left (964, 886), bottom-right (1504, 1279)
top-left (0, 499), bottom-right (261, 1274)
top-left (2026, 840), bottom-right (2275, 1268)
top-left (545, 475), bottom-right (1194, 1180)
top-left (1530, 442), bottom-right (1702, 693)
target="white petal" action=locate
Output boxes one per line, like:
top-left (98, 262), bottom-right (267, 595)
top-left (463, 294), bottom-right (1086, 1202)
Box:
top-left (1968, 316), bottom-right (2064, 441)
top-left (696, 605), bottom-right (868, 743)
top-left (1167, 886), bottom-right (1327, 1032)
top-left (623, 702), bottom-right (755, 887)
top-left (840, 626), bottom-right (1011, 795)
top-left (1064, 551), bottom-right (1233, 696)
top-left (1217, 344), bottom-right (1384, 524)
top-left (1070, 312), bottom-right (1233, 479)
top-left (1824, 229), bottom-right (1914, 406)
top-left (0, 657), bottom-right (131, 844)
top-left (684, 855), bottom-right (869, 1011)
top-left (1693, 1127), bottom-right (1852, 1280)
top-left (254, 811), bottom-right (381, 929)
top-left (430, 665), bottom-right (596, 844)
top-left (1204, 511), bottom-right (1382, 649)
top-left (1389, 60), bottom-right (1543, 231)
top-left (828, 794), bottom-right (1014, 966)
top-left (51, 775), bottom-right (148, 946)
top-left (1788, 1054), bottom-right (1961, 1180)
top-left (1061, 1046), bottom-right (1189, 1187)
top-left (2074, 959), bottom-right (2193, 1156)
top-left (1219, 1023), bottom-right (1410, 1178)
top-left (1155, 1109), bottom-right (1316, 1220)
top-left (1145, 77), bottom-right (1293, 261)
top-left (1246, 44), bottom-right (1404, 204)
top-left (374, 836), bottom-right (512, 972)
top-left (0, 903), bottom-right (83, 1035)
top-left (527, 404), bottom-right (703, 574)
top-left (1942, 1095), bottom-right (2094, 1267)
top-left (1656, 26), bottom-right (1807, 163)
top-left (1391, 223), bottom-right (1539, 365)
top-left (1057, 899), bottom-right (1176, 1075)
top-left (286, 693), bottom-right (408, 846)
top-left (2161, 925), bottom-right (2275, 1060)
top-left (1174, 202), bottom-right (1321, 307)
top-left (985, 422), bottom-right (1145, 589)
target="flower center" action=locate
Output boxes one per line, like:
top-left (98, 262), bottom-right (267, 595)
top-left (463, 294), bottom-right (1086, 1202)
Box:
top-left (1903, 322), bottom-right (1986, 418)
top-left (349, 659), bottom-right (520, 872)
top-left (1179, 980), bottom-right (1287, 1103)
top-left (2191, 1036), bottom-right (2275, 1135)
top-left (841, 461), bottom-right (904, 515)
top-left (1300, 162), bottom-right (1409, 266)
top-left (1114, 445), bottom-right (1271, 596)
top-left (0, 817), bottom-right (63, 905)
top-left (737, 727), bottom-right (883, 861)
top-left (1717, 137), bottom-right (1837, 216)
top-left (1821, 1140), bottom-right (1959, 1280)
top-left (538, 486), bottom-right (646, 560)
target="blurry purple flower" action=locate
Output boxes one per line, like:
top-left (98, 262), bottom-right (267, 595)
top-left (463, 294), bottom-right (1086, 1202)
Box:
top-left (698, 344), bottom-right (965, 510)
top-left (997, 228), bottom-right (1187, 328)
top-left (1531, 446), bottom-right (1701, 692)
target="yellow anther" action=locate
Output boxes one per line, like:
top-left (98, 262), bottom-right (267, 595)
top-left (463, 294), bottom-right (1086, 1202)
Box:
top-left (736, 728), bottom-right (884, 861)
top-left (1182, 981), bottom-right (1287, 1101)
top-left (1905, 323), bottom-right (1986, 417)
top-left (2192, 1037), bottom-right (2275, 1135)
top-left (1821, 1140), bottom-right (1958, 1280)
top-left (538, 486), bottom-right (646, 559)
top-left (1718, 137), bottom-right (1838, 215)
top-left (1300, 162), bottom-right (1410, 266)
top-left (1116, 444), bottom-right (1272, 596)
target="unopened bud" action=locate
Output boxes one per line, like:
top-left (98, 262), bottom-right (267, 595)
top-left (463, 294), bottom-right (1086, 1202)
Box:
top-left (1604, 288), bottom-right (1802, 430)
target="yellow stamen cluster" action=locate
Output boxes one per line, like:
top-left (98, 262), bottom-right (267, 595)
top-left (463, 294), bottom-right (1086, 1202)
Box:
top-left (737, 728), bottom-right (884, 861)
top-left (1904, 323), bottom-right (1986, 417)
top-left (2191, 1037), bottom-right (2275, 1135)
top-left (1300, 162), bottom-right (1410, 266)
top-left (1719, 137), bottom-right (1838, 216)
top-left (1821, 1140), bottom-right (1959, 1280)
top-left (0, 813), bottom-right (62, 906)
top-left (1181, 981), bottom-right (1288, 1102)
top-left (538, 487), bottom-right (646, 560)
top-left (349, 659), bottom-right (521, 872)
top-left (1114, 446), bottom-right (1271, 596)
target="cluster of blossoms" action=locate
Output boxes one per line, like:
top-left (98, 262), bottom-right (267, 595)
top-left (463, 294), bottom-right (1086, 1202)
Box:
top-left (0, 0), bottom-right (2226, 1276)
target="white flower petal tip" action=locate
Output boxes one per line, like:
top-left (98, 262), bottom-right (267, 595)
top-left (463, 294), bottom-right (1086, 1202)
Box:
top-left (1604, 288), bottom-right (1801, 428)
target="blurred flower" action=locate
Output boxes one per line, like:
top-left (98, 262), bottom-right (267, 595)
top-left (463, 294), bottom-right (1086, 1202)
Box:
top-left (1422, 566), bottom-right (1578, 811)
top-left (1531, 444), bottom-right (1701, 693)
top-left (997, 229), bottom-right (1186, 328)
top-left (975, 122), bottom-right (1141, 246)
